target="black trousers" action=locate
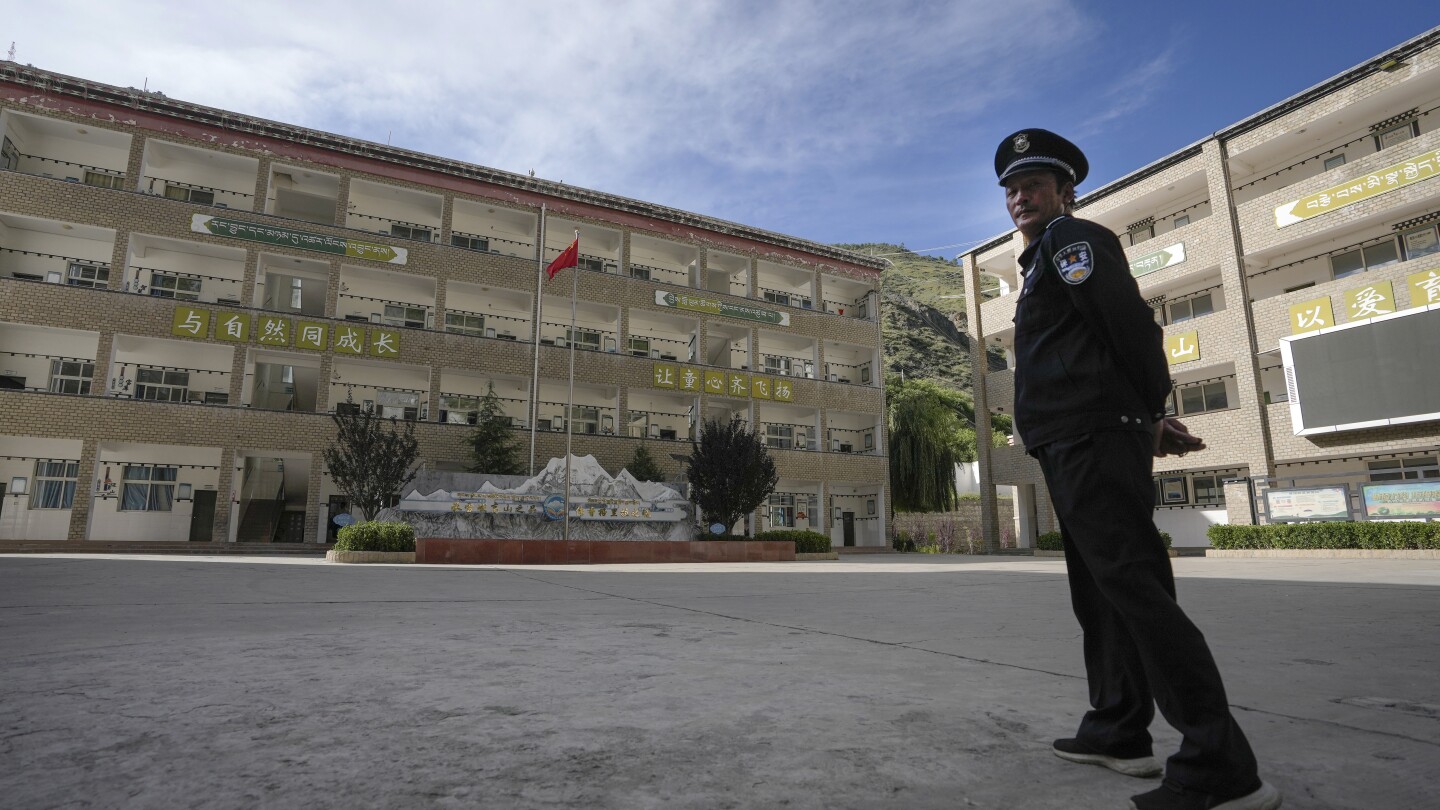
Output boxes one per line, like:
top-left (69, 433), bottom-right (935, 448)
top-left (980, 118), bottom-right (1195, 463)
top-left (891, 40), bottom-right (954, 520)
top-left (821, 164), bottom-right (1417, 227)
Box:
top-left (1033, 430), bottom-right (1260, 796)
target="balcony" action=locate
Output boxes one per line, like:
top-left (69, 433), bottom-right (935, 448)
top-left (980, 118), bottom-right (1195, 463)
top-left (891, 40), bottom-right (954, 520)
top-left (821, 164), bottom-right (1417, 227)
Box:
top-left (703, 323), bottom-right (750, 370)
top-left (443, 282), bottom-right (531, 342)
top-left (0, 213), bottom-right (116, 286)
top-left (756, 260), bottom-right (814, 310)
top-left (826, 410), bottom-right (880, 454)
top-left (539, 297), bottom-right (618, 352)
top-left (337, 265), bottom-right (436, 330)
top-left (265, 164), bottom-right (339, 226)
top-left (758, 331), bottom-right (816, 380)
top-left (243, 349), bottom-right (321, 412)
top-left (759, 403), bottom-right (819, 451)
top-left (345, 179), bottom-right (442, 244)
top-left (630, 233), bottom-right (696, 286)
top-left (139, 139), bottom-right (258, 211)
top-left (110, 335), bottom-right (233, 405)
top-left (437, 373), bottom-right (529, 427)
top-left (628, 391), bottom-right (696, 441)
top-left (536, 380), bottom-right (618, 435)
top-left (821, 273), bottom-right (877, 321)
top-left (703, 250), bottom-right (750, 297)
top-left (822, 341), bottom-right (877, 386)
top-left (255, 254), bottom-right (329, 316)
top-left (627, 310), bottom-right (697, 362)
top-left (125, 234), bottom-right (245, 305)
top-left (1237, 126), bottom-right (1440, 255)
top-left (0, 323), bottom-right (99, 394)
top-left (450, 199), bottom-right (536, 260)
top-left (1, 109), bottom-right (131, 190)
top-left (330, 359), bottom-right (430, 420)
top-left (543, 219), bottom-right (621, 276)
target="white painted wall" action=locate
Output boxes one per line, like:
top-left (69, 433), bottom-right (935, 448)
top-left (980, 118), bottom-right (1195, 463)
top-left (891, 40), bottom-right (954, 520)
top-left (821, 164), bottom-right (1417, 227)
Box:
top-left (1154, 507), bottom-right (1229, 547)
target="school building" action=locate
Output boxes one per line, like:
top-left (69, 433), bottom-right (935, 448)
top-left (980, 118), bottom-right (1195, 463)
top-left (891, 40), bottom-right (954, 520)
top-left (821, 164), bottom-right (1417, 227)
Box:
top-left (0, 63), bottom-right (888, 547)
top-left (963, 28), bottom-right (1440, 548)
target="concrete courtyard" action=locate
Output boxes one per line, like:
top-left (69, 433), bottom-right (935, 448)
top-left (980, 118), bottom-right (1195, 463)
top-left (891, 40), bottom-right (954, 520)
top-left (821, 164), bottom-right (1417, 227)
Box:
top-left (1, 554), bottom-right (1436, 809)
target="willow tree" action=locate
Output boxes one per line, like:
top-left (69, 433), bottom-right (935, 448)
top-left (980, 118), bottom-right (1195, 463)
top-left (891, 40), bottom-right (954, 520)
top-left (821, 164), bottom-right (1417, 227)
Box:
top-left (886, 376), bottom-right (967, 512)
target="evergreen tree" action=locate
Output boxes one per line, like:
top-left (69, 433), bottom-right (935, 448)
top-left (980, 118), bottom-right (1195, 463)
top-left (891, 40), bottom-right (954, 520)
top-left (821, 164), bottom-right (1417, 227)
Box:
top-left (624, 443), bottom-right (665, 482)
top-left (685, 416), bottom-right (778, 536)
top-left (322, 396), bottom-right (419, 521)
top-left (467, 383), bottom-right (524, 475)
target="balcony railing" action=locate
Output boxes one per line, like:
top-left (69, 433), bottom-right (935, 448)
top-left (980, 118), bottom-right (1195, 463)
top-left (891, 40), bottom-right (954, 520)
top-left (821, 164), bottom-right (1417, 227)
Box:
top-left (759, 421), bottom-right (818, 451)
top-left (126, 265), bottom-right (243, 303)
top-left (824, 360), bottom-right (874, 386)
top-left (821, 295), bottom-right (873, 320)
top-left (347, 211), bottom-right (440, 243)
top-left (437, 391), bottom-right (529, 427)
top-left (625, 333), bottom-right (691, 360)
top-left (540, 321), bottom-right (618, 352)
top-left (760, 353), bottom-right (815, 378)
top-left (8, 154), bottom-right (126, 189)
top-left (759, 286), bottom-right (814, 310)
top-left (2, 247), bottom-right (112, 286)
top-left (827, 426), bottom-right (878, 454)
top-left (535, 401), bottom-right (617, 434)
top-left (139, 175), bottom-right (253, 210)
top-left (628, 261), bottom-right (688, 285)
top-left (450, 230), bottom-right (533, 260)
top-left (627, 409), bottom-right (692, 441)
top-left (337, 293), bottom-right (435, 329)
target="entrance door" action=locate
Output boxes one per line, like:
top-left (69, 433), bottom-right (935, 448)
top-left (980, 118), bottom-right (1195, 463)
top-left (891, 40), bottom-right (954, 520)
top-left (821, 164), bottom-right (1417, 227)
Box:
top-left (842, 511), bottom-right (856, 547)
top-left (0, 482), bottom-right (6, 521)
top-left (326, 495), bottom-right (349, 543)
top-left (188, 490), bottom-right (217, 542)
top-left (280, 511), bottom-right (306, 543)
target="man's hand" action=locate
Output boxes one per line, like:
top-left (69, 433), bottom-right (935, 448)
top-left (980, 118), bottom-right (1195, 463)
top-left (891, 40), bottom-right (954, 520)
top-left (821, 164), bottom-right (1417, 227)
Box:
top-left (1152, 417), bottom-right (1205, 458)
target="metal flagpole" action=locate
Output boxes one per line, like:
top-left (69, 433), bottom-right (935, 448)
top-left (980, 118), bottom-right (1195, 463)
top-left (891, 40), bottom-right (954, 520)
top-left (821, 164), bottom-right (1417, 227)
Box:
top-left (562, 229), bottom-right (579, 543)
top-left (528, 204), bottom-right (546, 476)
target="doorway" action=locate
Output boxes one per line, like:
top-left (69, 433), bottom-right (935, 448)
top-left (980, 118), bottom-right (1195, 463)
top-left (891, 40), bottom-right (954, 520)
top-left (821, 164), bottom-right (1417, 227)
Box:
top-left (188, 490), bottom-right (217, 542)
top-left (326, 495), bottom-right (350, 543)
top-left (842, 511), bottom-right (856, 547)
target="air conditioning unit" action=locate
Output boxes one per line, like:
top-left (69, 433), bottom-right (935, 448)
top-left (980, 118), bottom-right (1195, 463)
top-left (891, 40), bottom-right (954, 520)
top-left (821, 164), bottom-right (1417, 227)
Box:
top-left (647, 424), bottom-right (660, 439)
top-left (831, 439), bottom-right (841, 452)
top-left (552, 417), bottom-right (566, 431)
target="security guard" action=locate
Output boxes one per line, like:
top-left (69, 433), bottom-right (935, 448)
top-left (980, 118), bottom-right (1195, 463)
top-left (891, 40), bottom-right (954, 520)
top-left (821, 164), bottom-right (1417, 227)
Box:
top-left (998, 129), bottom-right (1281, 810)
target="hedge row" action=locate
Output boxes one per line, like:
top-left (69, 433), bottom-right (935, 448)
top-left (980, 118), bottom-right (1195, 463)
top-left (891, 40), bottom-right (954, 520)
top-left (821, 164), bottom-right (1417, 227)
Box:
top-left (334, 521), bottom-right (416, 553)
top-left (1036, 530), bottom-right (1172, 551)
top-left (753, 530), bottom-right (834, 554)
top-left (1208, 522), bottom-right (1440, 549)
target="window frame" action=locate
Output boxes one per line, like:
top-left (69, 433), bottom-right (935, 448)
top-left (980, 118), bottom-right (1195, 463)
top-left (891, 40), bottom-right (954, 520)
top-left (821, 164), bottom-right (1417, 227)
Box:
top-left (149, 271), bottom-right (203, 301)
top-left (119, 465), bottom-right (178, 512)
top-left (1322, 154), bottom-right (1347, 171)
top-left (1400, 224), bottom-right (1440, 261)
top-left (135, 368), bottom-right (190, 402)
top-left (29, 459), bottom-right (79, 509)
top-left (48, 359), bottom-right (94, 395)
top-left (66, 263), bottom-right (110, 288)
top-left (1373, 120), bottom-right (1418, 152)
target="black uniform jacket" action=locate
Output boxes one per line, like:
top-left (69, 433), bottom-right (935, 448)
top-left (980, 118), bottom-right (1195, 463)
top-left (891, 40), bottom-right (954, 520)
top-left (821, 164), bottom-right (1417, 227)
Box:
top-left (1012, 215), bottom-right (1171, 452)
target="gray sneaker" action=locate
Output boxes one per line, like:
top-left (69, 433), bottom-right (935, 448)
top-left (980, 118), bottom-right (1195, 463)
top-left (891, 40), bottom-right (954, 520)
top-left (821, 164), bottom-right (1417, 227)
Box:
top-left (1052, 737), bottom-right (1162, 778)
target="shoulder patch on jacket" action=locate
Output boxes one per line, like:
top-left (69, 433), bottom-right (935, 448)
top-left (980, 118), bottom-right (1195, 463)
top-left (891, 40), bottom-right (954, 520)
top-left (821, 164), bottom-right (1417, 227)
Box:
top-left (1054, 241), bottom-right (1093, 285)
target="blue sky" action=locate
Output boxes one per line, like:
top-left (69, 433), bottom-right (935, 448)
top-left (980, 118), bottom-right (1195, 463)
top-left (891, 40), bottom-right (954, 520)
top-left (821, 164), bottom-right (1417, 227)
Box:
top-left (6, 2), bottom-right (1437, 256)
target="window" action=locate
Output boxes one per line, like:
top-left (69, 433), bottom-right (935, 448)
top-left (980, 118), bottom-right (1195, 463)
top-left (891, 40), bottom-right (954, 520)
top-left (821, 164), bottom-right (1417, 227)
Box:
top-left (763, 356), bottom-right (791, 376)
top-left (628, 337), bottom-right (651, 357)
top-left (1168, 293), bottom-right (1214, 324)
top-left (568, 406), bottom-right (600, 434)
top-left (769, 493), bottom-right (796, 527)
top-left (629, 265), bottom-right (651, 281)
top-left (135, 368), bottom-right (189, 402)
top-left (1178, 381), bottom-right (1228, 415)
top-left (289, 278), bottom-right (303, 310)
top-left (450, 233), bottom-right (489, 252)
top-left (1127, 225), bottom-right (1153, 246)
top-left (390, 223), bottom-right (432, 242)
top-left (149, 272), bottom-right (203, 301)
top-left (1192, 475), bottom-right (1224, 505)
top-left (49, 360), bottom-right (94, 395)
top-left (1373, 121), bottom-right (1417, 152)
top-left (383, 304), bottom-right (427, 329)
top-left (1323, 154), bottom-right (1346, 171)
top-left (1330, 237), bottom-right (1399, 280)
top-left (763, 290), bottom-right (792, 307)
top-left (1368, 457), bottom-right (1439, 481)
top-left (120, 465), bottom-right (177, 511)
top-left (83, 170), bottom-right (125, 190)
top-left (1172, 214), bottom-right (1190, 229)
top-left (66, 263), bottom-right (109, 288)
top-left (30, 459), bottom-right (78, 509)
top-left (1400, 224), bottom-right (1440, 261)
top-left (765, 424), bottom-right (794, 450)
top-left (162, 184), bottom-right (215, 205)
top-left (566, 329), bottom-right (601, 350)
top-left (444, 312), bottom-right (485, 337)
top-left (440, 395), bottom-right (480, 425)
top-left (578, 256), bottom-right (611, 274)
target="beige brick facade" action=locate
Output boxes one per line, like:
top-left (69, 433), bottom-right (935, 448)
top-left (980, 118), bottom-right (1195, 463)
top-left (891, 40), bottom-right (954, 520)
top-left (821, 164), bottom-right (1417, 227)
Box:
top-left (0, 65), bottom-right (889, 547)
top-left (967, 30), bottom-right (1440, 548)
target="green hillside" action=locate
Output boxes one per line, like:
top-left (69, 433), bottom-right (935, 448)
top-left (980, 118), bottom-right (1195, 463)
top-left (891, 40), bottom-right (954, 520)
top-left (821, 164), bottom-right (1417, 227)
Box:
top-left (838, 243), bottom-right (1006, 397)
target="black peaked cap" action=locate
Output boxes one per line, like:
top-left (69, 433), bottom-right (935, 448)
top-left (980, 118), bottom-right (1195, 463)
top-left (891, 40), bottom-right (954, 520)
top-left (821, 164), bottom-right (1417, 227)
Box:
top-left (995, 129), bottom-right (1088, 186)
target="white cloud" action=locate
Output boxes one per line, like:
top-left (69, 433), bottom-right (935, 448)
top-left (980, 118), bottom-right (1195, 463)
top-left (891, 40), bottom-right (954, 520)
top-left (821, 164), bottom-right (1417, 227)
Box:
top-left (6, 0), bottom-right (1096, 239)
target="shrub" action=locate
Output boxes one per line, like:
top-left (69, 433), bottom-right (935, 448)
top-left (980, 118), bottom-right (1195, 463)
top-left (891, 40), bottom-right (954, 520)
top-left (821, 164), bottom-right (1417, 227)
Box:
top-left (892, 529), bottom-right (917, 552)
top-left (1036, 529), bottom-right (1171, 551)
top-left (1208, 522), bottom-right (1440, 550)
top-left (754, 529), bottom-right (833, 554)
top-left (334, 520), bottom-right (416, 552)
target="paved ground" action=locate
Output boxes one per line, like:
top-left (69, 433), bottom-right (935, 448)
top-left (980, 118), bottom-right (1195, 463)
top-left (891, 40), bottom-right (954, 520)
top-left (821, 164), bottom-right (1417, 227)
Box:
top-left (2, 554), bottom-right (1437, 810)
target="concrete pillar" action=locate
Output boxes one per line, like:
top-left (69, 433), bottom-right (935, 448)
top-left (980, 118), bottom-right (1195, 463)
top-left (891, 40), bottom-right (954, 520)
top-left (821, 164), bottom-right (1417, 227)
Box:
top-left (962, 252), bottom-right (1002, 553)
top-left (333, 176), bottom-right (350, 229)
top-left (66, 438), bottom-right (100, 541)
top-left (212, 447), bottom-right (235, 542)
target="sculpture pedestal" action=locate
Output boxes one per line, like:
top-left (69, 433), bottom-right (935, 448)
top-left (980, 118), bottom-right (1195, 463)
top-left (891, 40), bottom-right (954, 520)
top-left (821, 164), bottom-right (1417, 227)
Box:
top-left (416, 538), bottom-right (795, 565)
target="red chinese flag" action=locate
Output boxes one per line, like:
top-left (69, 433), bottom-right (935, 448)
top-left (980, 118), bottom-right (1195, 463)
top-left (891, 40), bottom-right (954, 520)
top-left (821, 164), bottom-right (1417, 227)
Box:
top-left (546, 238), bottom-right (579, 280)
